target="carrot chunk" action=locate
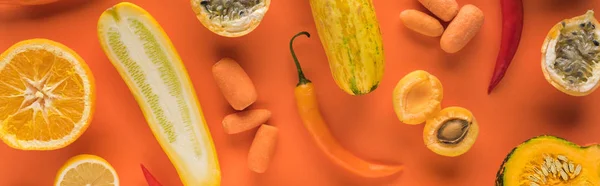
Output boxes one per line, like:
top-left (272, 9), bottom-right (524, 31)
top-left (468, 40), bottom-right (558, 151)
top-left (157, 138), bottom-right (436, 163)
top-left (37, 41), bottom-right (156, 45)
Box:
top-left (212, 58), bottom-right (257, 110)
top-left (222, 109), bottom-right (272, 134)
top-left (400, 9), bottom-right (445, 37)
top-left (248, 124), bottom-right (278, 173)
top-left (417, 0), bottom-right (459, 22)
top-left (440, 4), bottom-right (485, 53)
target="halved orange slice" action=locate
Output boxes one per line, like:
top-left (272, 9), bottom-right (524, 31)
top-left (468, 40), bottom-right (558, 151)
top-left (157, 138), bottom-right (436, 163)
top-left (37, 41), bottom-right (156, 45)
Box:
top-left (54, 154), bottom-right (119, 186)
top-left (0, 39), bottom-right (95, 150)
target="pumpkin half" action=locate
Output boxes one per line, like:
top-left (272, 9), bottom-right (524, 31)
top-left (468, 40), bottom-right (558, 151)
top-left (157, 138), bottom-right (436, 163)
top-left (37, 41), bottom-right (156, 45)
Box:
top-left (495, 135), bottom-right (600, 186)
top-left (541, 10), bottom-right (600, 96)
top-left (190, 0), bottom-right (270, 37)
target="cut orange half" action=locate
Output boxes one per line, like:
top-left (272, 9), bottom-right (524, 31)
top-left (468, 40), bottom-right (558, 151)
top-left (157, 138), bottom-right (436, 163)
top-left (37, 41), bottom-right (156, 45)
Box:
top-left (0, 39), bottom-right (96, 150)
top-left (392, 70), bottom-right (443, 125)
top-left (54, 154), bottom-right (119, 186)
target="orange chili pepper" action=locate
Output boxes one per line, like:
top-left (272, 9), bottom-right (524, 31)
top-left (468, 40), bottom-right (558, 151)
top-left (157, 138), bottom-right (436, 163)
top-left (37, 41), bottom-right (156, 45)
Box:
top-left (288, 31), bottom-right (404, 178)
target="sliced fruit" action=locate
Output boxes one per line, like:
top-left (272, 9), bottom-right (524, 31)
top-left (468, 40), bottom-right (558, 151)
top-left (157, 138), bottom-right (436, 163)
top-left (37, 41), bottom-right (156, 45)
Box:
top-left (542, 10), bottom-right (600, 96)
top-left (97, 2), bottom-right (220, 186)
top-left (0, 39), bottom-right (95, 150)
top-left (495, 135), bottom-right (600, 186)
top-left (190, 0), bottom-right (270, 37)
top-left (54, 154), bottom-right (119, 186)
top-left (423, 106), bottom-right (478, 157)
top-left (392, 70), bottom-right (443, 125)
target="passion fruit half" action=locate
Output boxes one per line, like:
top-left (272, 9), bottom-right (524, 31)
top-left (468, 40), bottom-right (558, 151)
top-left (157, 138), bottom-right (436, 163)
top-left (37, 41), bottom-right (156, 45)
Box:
top-left (542, 10), bottom-right (600, 96)
top-left (423, 106), bottom-right (479, 157)
top-left (392, 70), bottom-right (443, 125)
top-left (190, 0), bottom-right (270, 37)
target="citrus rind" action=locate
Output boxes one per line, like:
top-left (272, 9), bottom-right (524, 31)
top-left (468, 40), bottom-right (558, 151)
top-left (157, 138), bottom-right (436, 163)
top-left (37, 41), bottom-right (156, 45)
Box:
top-left (54, 154), bottom-right (119, 186)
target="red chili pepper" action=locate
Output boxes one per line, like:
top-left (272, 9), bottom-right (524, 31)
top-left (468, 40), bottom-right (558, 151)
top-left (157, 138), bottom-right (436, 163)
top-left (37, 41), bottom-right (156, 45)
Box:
top-left (487, 0), bottom-right (524, 94)
top-left (140, 164), bottom-right (163, 186)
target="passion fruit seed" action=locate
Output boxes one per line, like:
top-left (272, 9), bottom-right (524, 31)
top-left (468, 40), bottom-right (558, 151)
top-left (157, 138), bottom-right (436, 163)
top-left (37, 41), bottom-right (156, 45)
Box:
top-left (200, 0), bottom-right (261, 20)
top-left (554, 21), bottom-right (600, 85)
top-left (526, 154), bottom-right (583, 186)
top-left (436, 118), bottom-right (470, 144)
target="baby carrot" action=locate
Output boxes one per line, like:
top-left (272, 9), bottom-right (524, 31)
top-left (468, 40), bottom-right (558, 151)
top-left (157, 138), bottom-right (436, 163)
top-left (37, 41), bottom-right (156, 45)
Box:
top-left (288, 31), bottom-right (403, 178)
top-left (417, 0), bottom-right (459, 22)
top-left (248, 124), bottom-right (278, 173)
top-left (212, 57), bottom-right (257, 111)
top-left (440, 4), bottom-right (485, 53)
top-left (222, 109), bottom-right (272, 134)
top-left (400, 9), bottom-right (445, 37)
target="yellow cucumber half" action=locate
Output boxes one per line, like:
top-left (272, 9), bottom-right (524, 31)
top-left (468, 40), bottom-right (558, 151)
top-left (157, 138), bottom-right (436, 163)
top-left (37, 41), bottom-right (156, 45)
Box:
top-left (96, 2), bottom-right (220, 186)
top-left (309, 0), bottom-right (385, 96)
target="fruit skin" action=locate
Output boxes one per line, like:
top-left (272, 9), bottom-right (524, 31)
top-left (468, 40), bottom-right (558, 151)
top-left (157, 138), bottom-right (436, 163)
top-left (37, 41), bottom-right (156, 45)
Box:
top-left (423, 106), bottom-right (478, 157)
top-left (541, 10), bottom-right (600, 97)
top-left (495, 135), bottom-right (600, 186)
top-left (0, 38), bottom-right (96, 151)
top-left (392, 70), bottom-right (443, 125)
top-left (308, 0), bottom-right (385, 96)
top-left (190, 0), bottom-right (271, 37)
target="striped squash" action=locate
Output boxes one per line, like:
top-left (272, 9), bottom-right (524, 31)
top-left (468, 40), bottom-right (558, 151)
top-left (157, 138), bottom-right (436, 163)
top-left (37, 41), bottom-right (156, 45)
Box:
top-left (308, 0), bottom-right (385, 95)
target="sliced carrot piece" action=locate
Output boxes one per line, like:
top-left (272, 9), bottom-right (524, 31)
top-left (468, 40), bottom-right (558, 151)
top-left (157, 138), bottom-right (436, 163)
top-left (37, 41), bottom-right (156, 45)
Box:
top-left (222, 109), bottom-right (272, 134)
top-left (248, 124), bottom-right (278, 173)
top-left (212, 58), bottom-right (257, 111)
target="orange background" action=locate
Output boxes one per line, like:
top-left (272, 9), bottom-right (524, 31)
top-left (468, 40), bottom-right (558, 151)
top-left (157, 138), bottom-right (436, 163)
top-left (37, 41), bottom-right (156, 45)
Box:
top-left (1, 0), bottom-right (600, 185)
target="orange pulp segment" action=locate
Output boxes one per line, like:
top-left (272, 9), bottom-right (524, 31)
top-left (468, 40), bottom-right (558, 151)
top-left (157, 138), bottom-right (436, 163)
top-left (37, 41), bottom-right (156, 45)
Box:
top-left (0, 39), bottom-right (95, 150)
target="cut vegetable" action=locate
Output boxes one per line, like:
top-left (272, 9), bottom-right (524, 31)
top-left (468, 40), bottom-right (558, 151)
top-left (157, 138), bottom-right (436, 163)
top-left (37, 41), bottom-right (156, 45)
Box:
top-left (0, 39), bottom-right (96, 151)
top-left (54, 154), bottom-right (119, 186)
top-left (97, 2), bottom-right (220, 186)
top-left (417, 0), bottom-right (458, 22)
top-left (392, 70), bottom-right (443, 125)
top-left (190, 0), bottom-right (270, 37)
top-left (247, 124), bottom-right (278, 173)
top-left (440, 4), bottom-right (485, 53)
top-left (423, 106), bottom-right (479, 157)
top-left (399, 9), bottom-right (445, 37)
top-left (495, 135), bottom-right (600, 186)
top-left (541, 10), bottom-right (600, 96)
top-left (222, 109), bottom-right (271, 134)
top-left (212, 57), bottom-right (257, 110)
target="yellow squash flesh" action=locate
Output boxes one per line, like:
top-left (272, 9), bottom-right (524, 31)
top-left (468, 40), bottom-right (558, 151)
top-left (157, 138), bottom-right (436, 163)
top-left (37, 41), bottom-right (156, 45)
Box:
top-left (308, 0), bottom-right (385, 96)
top-left (97, 2), bottom-right (220, 186)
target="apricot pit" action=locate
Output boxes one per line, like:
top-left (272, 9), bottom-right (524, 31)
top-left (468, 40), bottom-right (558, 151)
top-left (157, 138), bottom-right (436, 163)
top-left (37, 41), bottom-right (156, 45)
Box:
top-left (423, 106), bottom-right (479, 157)
top-left (393, 70), bottom-right (443, 125)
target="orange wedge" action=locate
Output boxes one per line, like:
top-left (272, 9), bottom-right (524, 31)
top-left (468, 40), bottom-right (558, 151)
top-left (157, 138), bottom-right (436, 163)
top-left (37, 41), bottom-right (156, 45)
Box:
top-left (0, 39), bottom-right (96, 150)
top-left (54, 154), bottom-right (119, 186)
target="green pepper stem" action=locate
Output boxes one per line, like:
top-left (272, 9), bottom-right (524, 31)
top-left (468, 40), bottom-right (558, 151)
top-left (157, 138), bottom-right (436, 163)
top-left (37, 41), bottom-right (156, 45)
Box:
top-left (289, 31), bottom-right (312, 86)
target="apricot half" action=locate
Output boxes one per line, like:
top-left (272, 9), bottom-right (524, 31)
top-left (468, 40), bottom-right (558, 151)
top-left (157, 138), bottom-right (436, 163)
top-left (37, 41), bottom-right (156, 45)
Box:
top-left (392, 70), bottom-right (443, 125)
top-left (423, 106), bottom-right (479, 157)
top-left (541, 10), bottom-right (600, 96)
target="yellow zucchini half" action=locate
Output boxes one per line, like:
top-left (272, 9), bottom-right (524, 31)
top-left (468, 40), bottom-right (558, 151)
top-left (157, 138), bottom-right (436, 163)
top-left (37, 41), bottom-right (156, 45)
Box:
top-left (96, 2), bottom-right (220, 186)
top-left (308, 0), bottom-right (385, 96)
